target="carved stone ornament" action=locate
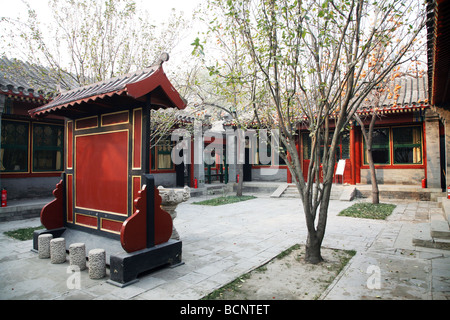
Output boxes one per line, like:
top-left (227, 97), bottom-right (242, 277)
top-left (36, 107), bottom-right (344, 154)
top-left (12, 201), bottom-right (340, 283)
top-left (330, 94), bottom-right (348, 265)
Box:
top-left (157, 186), bottom-right (190, 240)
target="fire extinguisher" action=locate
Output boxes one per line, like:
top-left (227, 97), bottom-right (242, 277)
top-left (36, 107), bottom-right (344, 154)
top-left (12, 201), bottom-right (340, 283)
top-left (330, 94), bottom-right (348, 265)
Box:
top-left (422, 178), bottom-right (427, 189)
top-left (447, 185), bottom-right (450, 200)
top-left (194, 179), bottom-right (198, 189)
top-left (237, 174), bottom-right (240, 183)
top-left (1, 189), bottom-right (6, 207)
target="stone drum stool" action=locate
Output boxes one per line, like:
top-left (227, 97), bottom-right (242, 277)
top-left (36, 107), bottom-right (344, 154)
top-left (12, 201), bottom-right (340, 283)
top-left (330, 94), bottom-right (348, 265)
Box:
top-left (50, 238), bottom-right (66, 264)
top-left (88, 249), bottom-right (106, 279)
top-left (38, 234), bottom-right (53, 259)
top-left (69, 243), bottom-right (86, 271)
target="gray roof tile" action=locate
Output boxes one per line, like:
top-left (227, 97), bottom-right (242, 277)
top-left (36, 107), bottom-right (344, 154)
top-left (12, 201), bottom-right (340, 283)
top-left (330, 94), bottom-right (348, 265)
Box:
top-left (0, 57), bottom-right (78, 99)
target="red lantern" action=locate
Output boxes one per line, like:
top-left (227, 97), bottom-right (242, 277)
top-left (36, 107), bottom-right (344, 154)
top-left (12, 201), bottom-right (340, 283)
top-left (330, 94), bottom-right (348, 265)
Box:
top-left (1, 189), bottom-right (7, 207)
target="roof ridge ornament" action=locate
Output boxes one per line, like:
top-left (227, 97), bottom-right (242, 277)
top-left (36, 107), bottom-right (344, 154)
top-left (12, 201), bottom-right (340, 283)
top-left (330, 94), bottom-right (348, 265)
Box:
top-left (152, 52), bottom-right (170, 67)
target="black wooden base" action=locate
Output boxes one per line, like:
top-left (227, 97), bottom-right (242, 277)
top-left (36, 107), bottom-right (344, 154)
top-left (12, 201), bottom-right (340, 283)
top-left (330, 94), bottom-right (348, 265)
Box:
top-left (107, 239), bottom-right (183, 288)
top-left (32, 228), bottom-right (182, 288)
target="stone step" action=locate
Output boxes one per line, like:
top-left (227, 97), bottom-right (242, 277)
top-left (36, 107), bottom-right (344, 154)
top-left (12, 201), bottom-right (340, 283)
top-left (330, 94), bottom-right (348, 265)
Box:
top-left (439, 198), bottom-right (450, 227)
top-left (431, 192), bottom-right (447, 202)
top-left (356, 185), bottom-right (443, 201)
top-left (280, 187), bottom-right (299, 197)
top-left (279, 185), bottom-right (343, 200)
top-left (0, 197), bottom-right (52, 222)
top-left (270, 184), bottom-right (288, 198)
top-left (412, 223), bottom-right (450, 250)
top-left (431, 220), bottom-right (450, 239)
top-left (339, 186), bottom-right (357, 201)
top-left (430, 211), bottom-right (450, 239)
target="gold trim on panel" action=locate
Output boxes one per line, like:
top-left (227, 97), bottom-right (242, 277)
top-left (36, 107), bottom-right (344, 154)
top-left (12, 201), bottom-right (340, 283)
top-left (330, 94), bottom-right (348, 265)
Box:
top-left (74, 205), bottom-right (129, 217)
top-left (75, 116), bottom-right (98, 131)
top-left (132, 175), bottom-right (142, 200)
top-left (100, 217), bottom-right (122, 235)
top-left (66, 173), bottom-right (73, 223)
top-left (74, 213), bottom-right (98, 229)
top-left (66, 120), bottom-right (73, 170)
top-left (101, 110), bottom-right (130, 127)
top-left (74, 129), bottom-right (130, 218)
top-left (132, 108), bottom-right (142, 170)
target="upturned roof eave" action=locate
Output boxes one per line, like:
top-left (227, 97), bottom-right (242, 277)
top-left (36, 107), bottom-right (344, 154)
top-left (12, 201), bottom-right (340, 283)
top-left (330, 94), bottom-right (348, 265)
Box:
top-left (29, 64), bottom-right (186, 118)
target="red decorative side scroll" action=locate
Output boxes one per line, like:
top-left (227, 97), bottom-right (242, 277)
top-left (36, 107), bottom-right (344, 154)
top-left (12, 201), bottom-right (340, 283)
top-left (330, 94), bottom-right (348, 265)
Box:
top-left (40, 180), bottom-right (64, 230)
top-left (120, 184), bottom-right (173, 253)
top-left (120, 185), bottom-right (147, 253)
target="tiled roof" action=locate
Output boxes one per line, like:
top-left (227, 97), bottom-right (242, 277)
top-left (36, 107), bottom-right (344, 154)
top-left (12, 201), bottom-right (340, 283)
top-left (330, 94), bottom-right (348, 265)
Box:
top-left (29, 53), bottom-right (186, 117)
top-left (358, 76), bottom-right (429, 114)
top-left (0, 57), bottom-right (77, 100)
top-left (33, 65), bottom-right (159, 113)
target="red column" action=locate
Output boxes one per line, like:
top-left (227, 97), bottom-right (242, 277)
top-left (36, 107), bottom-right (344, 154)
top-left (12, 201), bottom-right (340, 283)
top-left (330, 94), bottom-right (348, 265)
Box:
top-left (350, 124), bottom-right (356, 185)
top-left (355, 128), bottom-right (361, 183)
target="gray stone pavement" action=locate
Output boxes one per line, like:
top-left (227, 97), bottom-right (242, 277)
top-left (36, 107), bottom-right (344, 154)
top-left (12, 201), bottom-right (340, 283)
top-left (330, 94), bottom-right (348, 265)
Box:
top-left (0, 194), bottom-right (448, 300)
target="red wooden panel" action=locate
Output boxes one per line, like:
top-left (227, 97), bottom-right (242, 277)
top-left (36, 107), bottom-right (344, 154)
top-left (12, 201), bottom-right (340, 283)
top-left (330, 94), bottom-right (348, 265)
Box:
top-left (133, 109), bottom-right (142, 169)
top-left (76, 214), bottom-right (97, 228)
top-left (75, 117), bottom-right (98, 130)
top-left (102, 111), bottom-right (129, 126)
top-left (67, 174), bottom-right (73, 222)
top-left (67, 121), bottom-right (73, 168)
top-left (101, 218), bottom-right (123, 234)
top-left (75, 131), bottom-right (128, 215)
top-left (132, 176), bottom-right (141, 202)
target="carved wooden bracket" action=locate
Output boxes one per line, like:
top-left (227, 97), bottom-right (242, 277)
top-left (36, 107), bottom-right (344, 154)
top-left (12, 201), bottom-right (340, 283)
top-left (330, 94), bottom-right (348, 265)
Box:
top-left (120, 176), bottom-right (173, 253)
top-left (40, 180), bottom-right (64, 230)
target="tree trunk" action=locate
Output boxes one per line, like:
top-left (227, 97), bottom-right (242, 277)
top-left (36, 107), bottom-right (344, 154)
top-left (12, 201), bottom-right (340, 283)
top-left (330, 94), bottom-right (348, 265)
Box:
top-left (367, 149), bottom-right (380, 204)
top-left (355, 113), bottom-right (380, 204)
top-left (236, 163), bottom-right (244, 197)
top-left (305, 230), bottom-right (323, 264)
top-left (235, 127), bottom-right (245, 197)
top-left (303, 187), bottom-right (328, 264)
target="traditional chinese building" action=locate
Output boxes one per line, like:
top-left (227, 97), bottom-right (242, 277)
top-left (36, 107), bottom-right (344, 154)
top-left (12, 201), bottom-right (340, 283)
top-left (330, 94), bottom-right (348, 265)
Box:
top-left (0, 57), bottom-right (77, 200)
top-left (246, 76), bottom-right (446, 191)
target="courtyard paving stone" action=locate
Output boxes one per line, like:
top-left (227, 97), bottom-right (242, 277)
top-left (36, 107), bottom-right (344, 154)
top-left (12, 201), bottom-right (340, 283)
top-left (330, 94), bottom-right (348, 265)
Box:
top-left (0, 195), bottom-right (448, 300)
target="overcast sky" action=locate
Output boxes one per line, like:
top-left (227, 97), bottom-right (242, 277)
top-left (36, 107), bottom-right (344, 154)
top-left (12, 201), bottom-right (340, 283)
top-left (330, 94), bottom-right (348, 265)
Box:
top-left (0, 0), bottom-right (203, 23)
top-left (0, 0), bottom-right (206, 72)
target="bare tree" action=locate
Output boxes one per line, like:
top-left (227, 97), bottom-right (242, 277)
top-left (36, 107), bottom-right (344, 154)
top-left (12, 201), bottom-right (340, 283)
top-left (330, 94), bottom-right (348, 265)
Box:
top-left (190, 21), bottom-right (257, 196)
top-left (1, 0), bottom-right (188, 88)
top-left (354, 55), bottom-right (427, 204)
top-left (204, 0), bottom-right (426, 263)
